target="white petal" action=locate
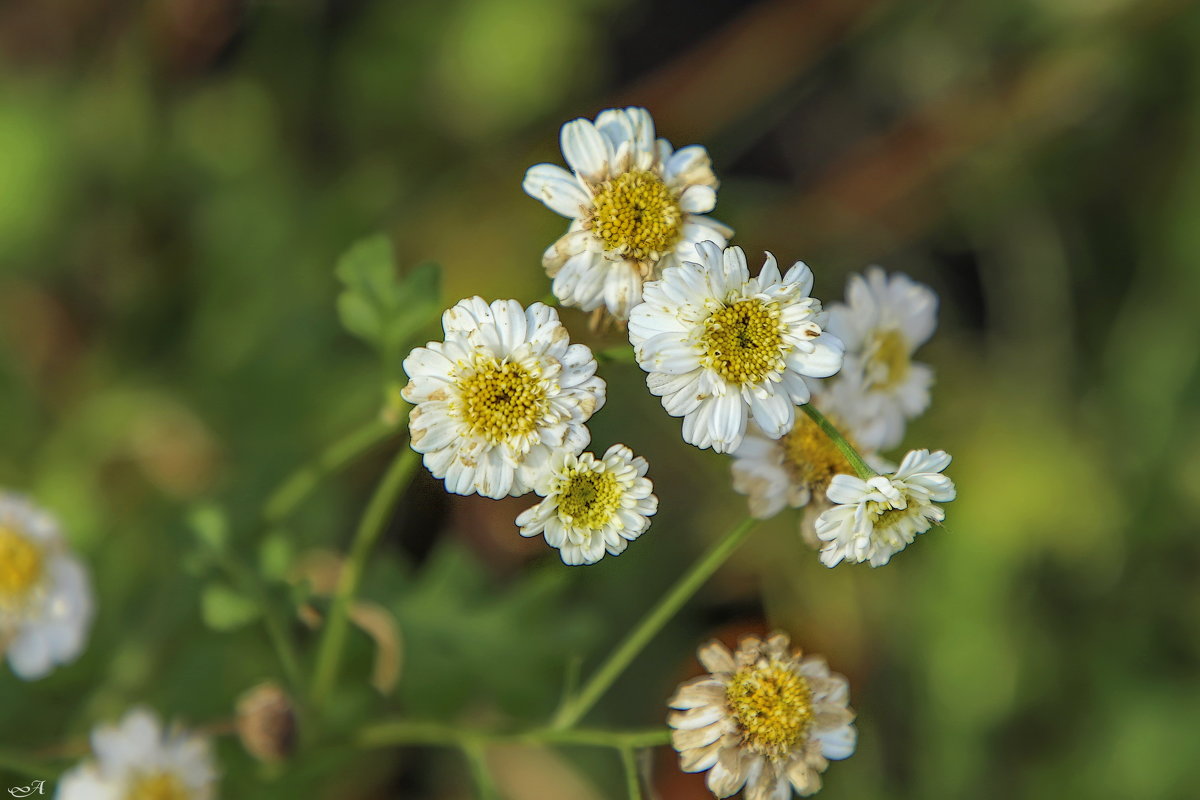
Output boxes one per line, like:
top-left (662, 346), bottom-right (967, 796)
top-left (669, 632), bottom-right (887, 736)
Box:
top-left (560, 118), bottom-right (611, 183)
top-left (522, 163), bottom-right (590, 218)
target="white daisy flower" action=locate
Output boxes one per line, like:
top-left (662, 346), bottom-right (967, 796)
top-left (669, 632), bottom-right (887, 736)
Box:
top-left (668, 632), bottom-right (856, 799)
top-left (516, 444), bottom-right (658, 565)
top-left (522, 106), bottom-right (732, 320)
top-left (628, 242), bottom-right (844, 454)
top-left (825, 267), bottom-right (938, 451)
top-left (0, 493), bottom-right (94, 681)
top-left (57, 707), bottom-right (218, 800)
top-left (402, 298), bottom-right (606, 499)
top-left (815, 449), bottom-right (956, 567)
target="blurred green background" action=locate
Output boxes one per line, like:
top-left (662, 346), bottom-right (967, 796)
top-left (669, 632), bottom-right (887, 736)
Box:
top-left (2, 0), bottom-right (1199, 798)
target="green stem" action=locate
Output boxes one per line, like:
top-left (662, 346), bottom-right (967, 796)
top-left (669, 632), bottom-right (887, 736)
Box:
top-left (621, 747), bottom-right (644, 800)
top-left (310, 447), bottom-right (421, 707)
top-left (219, 553), bottom-right (305, 693)
top-left (463, 741), bottom-right (499, 800)
top-left (358, 721), bottom-right (670, 750)
top-left (552, 516), bottom-right (759, 729)
top-left (263, 416), bottom-right (402, 525)
top-left (801, 404), bottom-right (876, 479)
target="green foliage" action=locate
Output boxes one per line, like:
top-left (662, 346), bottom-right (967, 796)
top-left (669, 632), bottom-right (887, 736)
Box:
top-left (335, 236), bottom-right (442, 367)
top-left (201, 583), bottom-right (262, 632)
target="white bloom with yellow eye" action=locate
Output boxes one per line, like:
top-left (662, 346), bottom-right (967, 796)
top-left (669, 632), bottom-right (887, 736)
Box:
top-left (56, 708), bottom-right (217, 800)
top-left (825, 268), bottom-right (938, 450)
top-left (668, 633), bottom-right (856, 799)
top-left (628, 243), bottom-right (844, 454)
top-left (523, 107), bottom-right (732, 320)
top-left (0, 493), bottom-right (94, 681)
top-left (815, 449), bottom-right (956, 567)
top-left (516, 444), bottom-right (658, 565)
top-left (402, 298), bottom-right (606, 499)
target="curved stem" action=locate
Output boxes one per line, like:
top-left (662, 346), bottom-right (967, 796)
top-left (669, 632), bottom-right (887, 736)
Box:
top-left (552, 516), bottom-right (758, 729)
top-left (801, 404), bottom-right (876, 479)
top-left (463, 741), bottom-right (499, 800)
top-left (310, 446), bottom-right (421, 708)
top-left (263, 416), bottom-right (403, 525)
top-left (621, 746), bottom-right (644, 800)
top-left (358, 721), bottom-right (670, 750)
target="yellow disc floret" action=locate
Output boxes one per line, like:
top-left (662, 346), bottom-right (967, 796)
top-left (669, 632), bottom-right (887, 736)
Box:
top-left (590, 169), bottom-right (682, 260)
top-left (726, 661), bottom-right (814, 760)
top-left (864, 329), bottom-right (911, 391)
top-left (457, 358), bottom-right (548, 445)
top-left (126, 772), bottom-right (191, 800)
top-left (0, 525), bottom-right (44, 608)
top-left (557, 468), bottom-right (622, 529)
top-left (781, 413), bottom-right (856, 496)
top-left (701, 299), bottom-right (786, 385)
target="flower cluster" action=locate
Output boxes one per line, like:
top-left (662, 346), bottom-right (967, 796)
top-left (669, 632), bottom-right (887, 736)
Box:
top-left (2, 101), bottom-right (968, 800)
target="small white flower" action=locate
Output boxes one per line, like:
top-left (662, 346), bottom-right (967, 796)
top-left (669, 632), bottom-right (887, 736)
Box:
top-left (56, 707), bottom-right (218, 800)
top-left (628, 242), bottom-right (844, 454)
top-left (402, 298), bottom-right (606, 499)
top-left (523, 106), bottom-right (732, 320)
top-left (815, 449), bottom-right (956, 567)
top-left (668, 632), bottom-right (856, 799)
top-left (825, 267), bottom-right (938, 450)
top-left (729, 403), bottom-right (893, 551)
top-left (0, 493), bottom-right (94, 681)
top-left (516, 444), bottom-right (658, 565)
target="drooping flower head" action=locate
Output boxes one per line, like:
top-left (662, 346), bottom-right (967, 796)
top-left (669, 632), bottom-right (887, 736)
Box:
top-left (0, 493), bottom-right (94, 681)
top-left (825, 268), bottom-right (938, 450)
top-left (815, 448), bottom-right (956, 567)
top-left (516, 444), bottom-right (658, 565)
top-left (523, 107), bottom-right (732, 320)
top-left (402, 298), bottom-right (606, 499)
top-left (57, 707), bottom-right (218, 800)
top-left (628, 243), bottom-right (844, 454)
top-left (668, 633), bottom-right (856, 799)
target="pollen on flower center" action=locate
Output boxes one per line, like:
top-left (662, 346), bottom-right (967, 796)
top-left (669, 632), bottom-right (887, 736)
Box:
top-left (557, 469), bottom-right (621, 529)
top-left (590, 169), bottom-right (682, 260)
top-left (457, 358), bottom-right (548, 445)
top-left (0, 525), bottom-right (44, 607)
top-left (701, 299), bottom-right (786, 385)
top-left (864, 329), bottom-right (911, 391)
top-left (126, 772), bottom-right (191, 800)
top-left (726, 661), bottom-right (814, 759)
top-left (781, 413), bottom-right (855, 495)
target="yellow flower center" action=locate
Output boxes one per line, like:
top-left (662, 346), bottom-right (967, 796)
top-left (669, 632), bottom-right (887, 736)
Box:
top-left (700, 299), bottom-right (786, 385)
top-left (590, 169), bottom-right (682, 260)
top-left (0, 526), bottom-right (44, 608)
top-left (726, 661), bottom-right (814, 760)
top-left (780, 412), bottom-right (855, 497)
top-left (557, 468), bottom-right (622, 529)
top-left (126, 772), bottom-right (191, 800)
top-left (864, 329), bottom-right (911, 391)
top-left (457, 358), bottom-right (548, 445)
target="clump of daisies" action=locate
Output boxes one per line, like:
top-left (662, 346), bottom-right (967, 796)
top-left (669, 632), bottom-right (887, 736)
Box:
top-left (0, 492), bottom-right (94, 681)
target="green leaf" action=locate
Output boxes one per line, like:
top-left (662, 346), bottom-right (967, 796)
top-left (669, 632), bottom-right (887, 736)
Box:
top-left (201, 583), bottom-right (261, 631)
top-left (188, 503), bottom-right (229, 553)
top-left (259, 531), bottom-right (294, 581)
top-left (334, 235), bottom-right (441, 357)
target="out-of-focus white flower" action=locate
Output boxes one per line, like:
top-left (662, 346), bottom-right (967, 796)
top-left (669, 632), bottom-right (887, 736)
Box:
top-left (815, 449), bottom-right (956, 567)
top-left (56, 707), bottom-right (217, 800)
top-left (668, 632), bottom-right (856, 799)
top-left (0, 493), bottom-right (93, 681)
top-left (523, 107), bottom-right (731, 320)
top-left (402, 298), bottom-right (606, 499)
top-left (825, 268), bottom-right (938, 450)
top-left (628, 243), bottom-right (843, 454)
top-left (516, 444), bottom-right (657, 565)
